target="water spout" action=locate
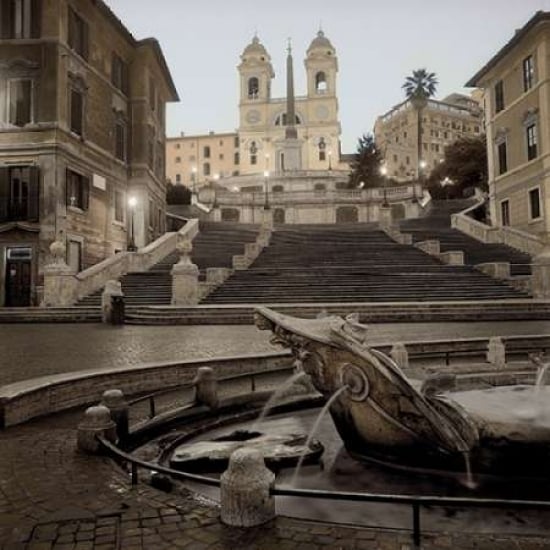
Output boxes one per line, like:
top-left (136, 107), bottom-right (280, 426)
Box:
top-left (462, 452), bottom-right (477, 490)
top-left (290, 385), bottom-right (348, 486)
top-left (535, 363), bottom-right (550, 420)
top-left (251, 371), bottom-right (307, 432)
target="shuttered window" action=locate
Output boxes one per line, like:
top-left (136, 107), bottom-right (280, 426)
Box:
top-left (66, 169), bottom-right (89, 211)
top-left (68, 6), bottom-right (88, 60)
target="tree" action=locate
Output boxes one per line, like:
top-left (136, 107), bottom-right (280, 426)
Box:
top-left (402, 69), bottom-right (438, 180)
top-left (348, 133), bottom-right (384, 188)
top-left (427, 135), bottom-right (488, 199)
top-left (166, 182), bottom-right (191, 205)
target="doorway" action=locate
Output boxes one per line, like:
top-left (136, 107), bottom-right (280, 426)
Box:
top-left (5, 247), bottom-right (32, 307)
top-left (67, 240), bottom-right (82, 273)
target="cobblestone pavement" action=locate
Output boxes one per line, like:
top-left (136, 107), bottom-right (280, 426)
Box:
top-left (1, 321), bottom-right (549, 385)
top-left (1, 409), bottom-right (550, 550)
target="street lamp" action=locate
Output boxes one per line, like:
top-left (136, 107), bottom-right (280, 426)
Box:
top-left (379, 164), bottom-right (389, 207)
top-left (127, 196), bottom-right (137, 251)
top-left (263, 169), bottom-right (270, 210)
top-left (191, 166), bottom-right (197, 195)
top-left (441, 176), bottom-right (454, 200)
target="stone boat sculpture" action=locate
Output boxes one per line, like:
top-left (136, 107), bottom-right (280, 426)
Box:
top-left (255, 307), bottom-right (550, 477)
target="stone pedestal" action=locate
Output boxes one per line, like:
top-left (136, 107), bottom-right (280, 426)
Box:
top-left (220, 448), bottom-right (275, 527)
top-left (487, 337), bottom-right (506, 368)
top-left (378, 206), bottom-right (393, 229)
top-left (193, 366), bottom-right (219, 409)
top-left (101, 280), bottom-right (124, 323)
top-left (532, 239), bottom-right (550, 299)
top-left (261, 208), bottom-right (274, 230)
top-left (171, 238), bottom-right (200, 305)
top-left (42, 241), bottom-right (78, 307)
top-left (390, 343), bottom-right (409, 369)
top-left (77, 405), bottom-right (117, 454)
top-left (101, 389), bottom-right (129, 440)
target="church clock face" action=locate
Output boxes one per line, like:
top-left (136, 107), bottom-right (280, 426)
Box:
top-left (246, 109), bottom-right (261, 124)
top-left (315, 105), bottom-right (329, 121)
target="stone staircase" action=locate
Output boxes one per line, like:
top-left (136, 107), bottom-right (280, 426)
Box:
top-left (77, 222), bottom-right (259, 307)
top-left (200, 223), bottom-right (530, 305)
top-left (400, 200), bottom-right (532, 276)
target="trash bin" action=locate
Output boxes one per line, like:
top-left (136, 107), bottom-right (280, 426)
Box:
top-left (111, 295), bottom-right (125, 325)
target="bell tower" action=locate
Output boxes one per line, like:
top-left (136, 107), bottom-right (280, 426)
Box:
top-left (238, 35), bottom-right (274, 105)
top-left (305, 30), bottom-right (338, 98)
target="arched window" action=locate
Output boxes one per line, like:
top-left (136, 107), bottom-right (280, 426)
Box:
top-left (315, 71), bottom-right (327, 93)
top-left (318, 137), bottom-right (327, 161)
top-left (248, 77), bottom-right (259, 99)
top-left (203, 162), bottom-right (210, 176)
top-left (272, 185), bottom-right (284, 193)
top-left (274, 113), bottom-right (302, 126)
top-left (249, 141), bottom-right (258, 165)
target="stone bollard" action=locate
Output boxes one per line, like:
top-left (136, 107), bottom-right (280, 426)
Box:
top-left (171, 238), bottom-right (200, 305)
top-left (487, 337), bottom-right (506, 368)
top-left (193, 366), bottom-right (219, 409)
top-left (220, 448), bottom-right (275, 527)
top-left (390, 343), bottom-right (409, 369)
top-left (101, 389), bottom-right (129, 440)
top-left (77, 405), bottom-right (117, 454)
top-left (101, 280), bottom-right (124, 324)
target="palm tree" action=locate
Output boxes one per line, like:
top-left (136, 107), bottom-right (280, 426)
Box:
top-left (402, 69), bottom-right (438, 181)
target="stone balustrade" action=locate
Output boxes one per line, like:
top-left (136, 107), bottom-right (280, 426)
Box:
top-left (475, 262), bottom-right (511, 280)
top-left (439, 250), bottom-right (464, 266)
top-left (451, 200), bottom-right (544, 256)
top-left (414, 239), bottom-right (441, 256)
top-left (43, 219), bottom-right (199, 307)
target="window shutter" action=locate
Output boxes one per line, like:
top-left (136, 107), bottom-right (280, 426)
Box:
top-left (82, 176), bottom-right (90, 210)
top-left (68, 7), bottom-right (75, 48)
top-left (27, 166), bottom-right (40, 221)
top-left (65, 168), bottom-right (72, 205)
top-left (82, 19), bottom-right (89, 60)
top-left (0, 167), bottom-right (9, 222)
top-left (1, 1), bottom-right (14, 38)
top-left (31, 0), bottom-right (41, 38)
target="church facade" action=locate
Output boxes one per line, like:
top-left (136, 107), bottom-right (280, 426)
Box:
top-left (166, 31), bottom-right (348, 189)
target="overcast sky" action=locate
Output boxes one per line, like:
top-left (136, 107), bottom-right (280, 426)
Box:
top-left (107, 0), bottom-right (550, 152)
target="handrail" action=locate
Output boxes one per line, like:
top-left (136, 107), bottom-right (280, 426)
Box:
top-left (97, 427), bottom-right (550, 548)
top-left (97, 436), bottom-right (221, 487)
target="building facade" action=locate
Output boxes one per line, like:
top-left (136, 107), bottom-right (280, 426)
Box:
top-left (166, 132), bottom-right (239, 188)
top-left (374, 94), bottom-right (483, 181)
top-left (0, 0), bottom-right (178, 306)
top-left (165, 31), bottom-right (347, 191)
top-left (467, 11), bottom-right (549, 238)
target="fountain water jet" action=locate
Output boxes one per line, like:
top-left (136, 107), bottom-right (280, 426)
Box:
top-left (290, 385), bottom-right (348, 486)
top-left (251, 371), bottom-right (307, 431)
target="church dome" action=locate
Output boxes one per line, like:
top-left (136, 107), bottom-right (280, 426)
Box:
top-left (242, 36), bottom-right (270, 60)
top-left (307, 30), bottom-right (335, 56)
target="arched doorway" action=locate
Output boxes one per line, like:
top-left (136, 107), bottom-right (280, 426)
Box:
top-left (391, 203), bottom-right (406, 220)
top-left (221, 208), bottom-right (240, 222)
top-left (273, 208), bottom-right (285, 224)
top-left (336, 206), bottom-right (358, 224)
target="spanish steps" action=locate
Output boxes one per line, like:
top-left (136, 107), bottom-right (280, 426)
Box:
top-left (77, 221), bottom-right (259, 307)
top-left (200, 220), bottom-right (529, 304)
